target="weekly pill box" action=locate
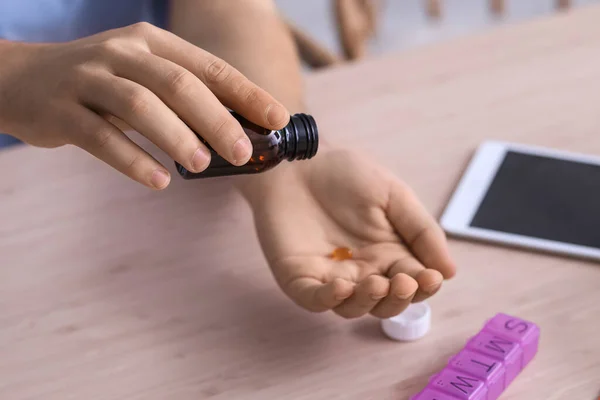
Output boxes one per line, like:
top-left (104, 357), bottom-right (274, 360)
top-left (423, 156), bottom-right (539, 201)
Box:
top-left (411, 313), bottom-right (540, 400)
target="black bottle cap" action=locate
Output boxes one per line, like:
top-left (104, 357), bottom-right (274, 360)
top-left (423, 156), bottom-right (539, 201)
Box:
top-left (285, 113), bottom-right (319, 160)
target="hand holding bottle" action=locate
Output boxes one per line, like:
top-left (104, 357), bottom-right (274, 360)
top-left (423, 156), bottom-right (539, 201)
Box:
top-left (0, 22), bottom-right (289, 189)
top-left (176, 112), bottom-right (318, 179)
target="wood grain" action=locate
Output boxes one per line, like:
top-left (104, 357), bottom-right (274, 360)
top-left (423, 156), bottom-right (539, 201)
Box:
top-left (2, 5), bottom-right (600, 400)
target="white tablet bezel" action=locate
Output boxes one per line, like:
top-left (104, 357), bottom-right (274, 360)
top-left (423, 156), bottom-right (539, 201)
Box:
top-left (440, 140), bottom-right (600, 261)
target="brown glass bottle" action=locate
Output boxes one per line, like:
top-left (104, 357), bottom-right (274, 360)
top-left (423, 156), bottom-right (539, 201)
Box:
top-left (175, 111), bottom-right (318, 179)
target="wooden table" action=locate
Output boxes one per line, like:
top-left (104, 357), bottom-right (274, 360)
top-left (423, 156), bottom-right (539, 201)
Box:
top-left (2, 6), bottom-right (600, 400)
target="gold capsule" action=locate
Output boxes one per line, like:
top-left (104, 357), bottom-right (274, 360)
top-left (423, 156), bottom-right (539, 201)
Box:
top-left (329, 247), bottom-right (353, 261)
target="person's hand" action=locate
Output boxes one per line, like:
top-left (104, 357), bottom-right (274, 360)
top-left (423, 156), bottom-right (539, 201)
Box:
top-left (0, 23), bottom-right (289, 189)
top-left (240, 146), bottom-right (456, 319)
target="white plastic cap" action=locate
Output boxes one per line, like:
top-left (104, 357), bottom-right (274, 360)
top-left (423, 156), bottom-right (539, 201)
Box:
top-left (381, 301), bottom-right (431, 341)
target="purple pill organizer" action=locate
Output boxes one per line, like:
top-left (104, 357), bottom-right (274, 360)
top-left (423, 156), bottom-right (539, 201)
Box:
top-left (411, 313), bottom-right (540, 400)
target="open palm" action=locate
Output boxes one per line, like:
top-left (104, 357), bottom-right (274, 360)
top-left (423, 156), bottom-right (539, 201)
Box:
top-left (243, 147), bottom-right (456, 319)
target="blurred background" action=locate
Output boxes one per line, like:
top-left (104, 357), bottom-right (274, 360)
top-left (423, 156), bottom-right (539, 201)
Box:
top-left (1, 0), bottom-right (600, 148)
top-left (277, 0), bottom-right (600, 67)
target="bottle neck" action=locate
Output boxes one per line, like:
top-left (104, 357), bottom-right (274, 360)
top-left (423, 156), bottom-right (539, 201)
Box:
top-left (280, 113), bottom-right (319, 161)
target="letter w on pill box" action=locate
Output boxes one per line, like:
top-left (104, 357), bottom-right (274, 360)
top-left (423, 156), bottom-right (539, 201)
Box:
top-left (411, 313), bottom-right (540, 400)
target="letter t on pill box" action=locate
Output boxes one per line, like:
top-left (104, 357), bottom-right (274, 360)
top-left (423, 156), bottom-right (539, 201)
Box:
top-left (448, 350), bottom-right (505, 400)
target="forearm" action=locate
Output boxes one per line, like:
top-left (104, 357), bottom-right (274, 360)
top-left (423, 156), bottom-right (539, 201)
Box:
top-left (0, 39), bottom-right (25, 133)
top-left (0, 40), bottom-right (9, 131)
top-left (168, 0), bottom-right (305, 113)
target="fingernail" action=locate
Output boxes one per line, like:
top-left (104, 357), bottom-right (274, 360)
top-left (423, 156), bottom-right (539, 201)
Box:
top-left (266, 103), bottom-right (289, 127)
top-left (371, 294), bottom-right (386, 301)
top-left (151, 169), bottom-right (170, 189)
top-left (424, 282), bottom-right (442, 294)
top-left (232, 137), bottom-right (252, 165)
top-left (191, 148), bottom-right (210, 172)
top-left (395, 292), bottom-right (414, 300)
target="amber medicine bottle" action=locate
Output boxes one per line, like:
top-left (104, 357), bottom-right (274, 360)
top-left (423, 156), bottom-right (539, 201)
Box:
top-left (175, 111), bottom-right (319, 179)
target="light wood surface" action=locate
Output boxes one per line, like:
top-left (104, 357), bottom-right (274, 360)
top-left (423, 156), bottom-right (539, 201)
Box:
top-left (2, 6), bottom-right (600, 400)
